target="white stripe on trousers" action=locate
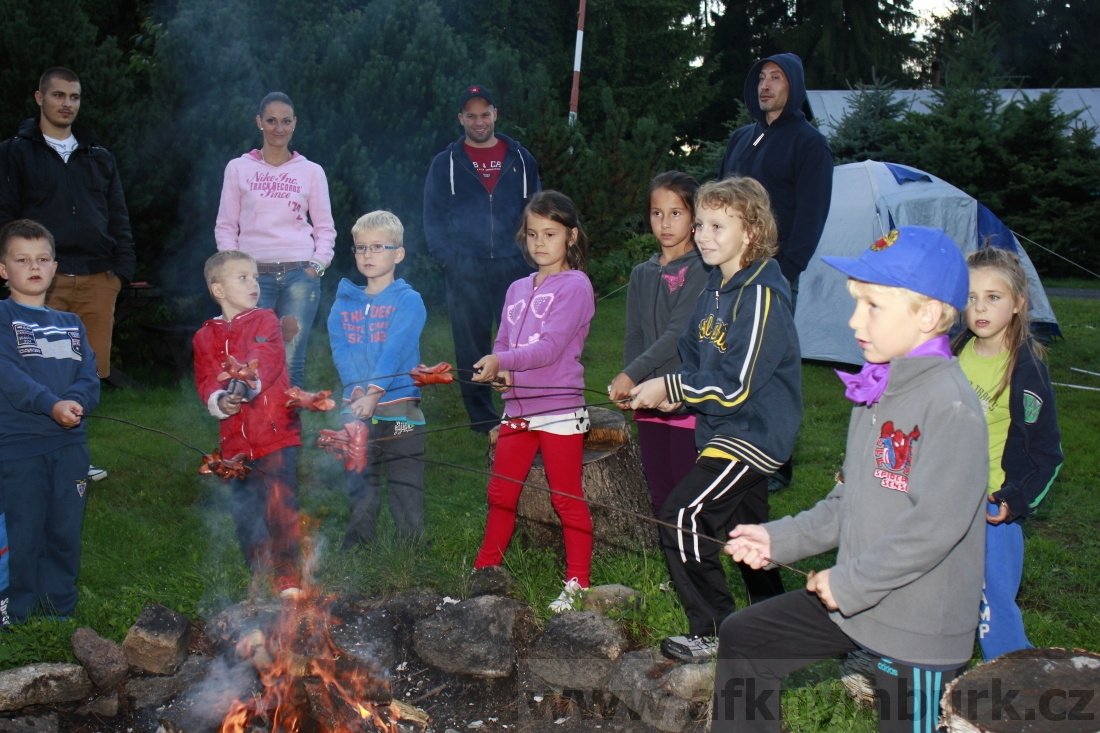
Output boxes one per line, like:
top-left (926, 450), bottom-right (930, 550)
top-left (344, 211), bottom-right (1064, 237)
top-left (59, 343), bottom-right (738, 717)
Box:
top-left (675, 460), bottom-right (751, 564)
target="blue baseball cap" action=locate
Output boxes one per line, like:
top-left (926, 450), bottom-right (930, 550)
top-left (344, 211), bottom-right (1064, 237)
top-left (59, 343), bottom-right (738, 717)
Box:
top-left (822, 226), bottom-right (969, 310)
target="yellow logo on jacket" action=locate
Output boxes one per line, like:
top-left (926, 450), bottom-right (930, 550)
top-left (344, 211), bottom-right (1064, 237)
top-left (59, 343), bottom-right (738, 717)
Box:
top-left (698, 315), bottom-right (729, 353)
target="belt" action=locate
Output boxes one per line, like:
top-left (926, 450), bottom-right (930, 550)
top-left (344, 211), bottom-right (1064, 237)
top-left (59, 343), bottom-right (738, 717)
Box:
top-left (256, 261), bottom-right (310, 275)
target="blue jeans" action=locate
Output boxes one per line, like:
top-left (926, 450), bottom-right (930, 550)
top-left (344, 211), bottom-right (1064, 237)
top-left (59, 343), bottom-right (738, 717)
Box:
top-left (978, 508), bottom-right (1032, 660)
top-left (258, 268), bottom-right (320, 388)
top-left (231, 447), bottom-right (301, 581)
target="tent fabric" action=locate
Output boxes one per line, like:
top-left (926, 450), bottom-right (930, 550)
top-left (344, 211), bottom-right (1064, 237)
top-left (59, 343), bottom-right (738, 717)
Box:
top-left (794, 160), bottom-right (1059, 365)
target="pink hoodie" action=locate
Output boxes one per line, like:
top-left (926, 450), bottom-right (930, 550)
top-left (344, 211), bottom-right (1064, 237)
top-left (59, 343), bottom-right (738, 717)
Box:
top-left (214, 150), bottom-right (336, 266)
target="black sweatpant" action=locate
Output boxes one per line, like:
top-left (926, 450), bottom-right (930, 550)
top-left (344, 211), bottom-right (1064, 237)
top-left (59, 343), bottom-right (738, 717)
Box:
top-left (711, 589), bottom-right (965, 733)
top-left (659, 456), bottom-right (784, 637)
top-left (344, 418), bottom-right (427, 544)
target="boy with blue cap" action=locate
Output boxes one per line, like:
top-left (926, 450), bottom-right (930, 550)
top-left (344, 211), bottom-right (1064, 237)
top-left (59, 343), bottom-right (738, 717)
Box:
top-left (711, 226), bottom-right (989, 733)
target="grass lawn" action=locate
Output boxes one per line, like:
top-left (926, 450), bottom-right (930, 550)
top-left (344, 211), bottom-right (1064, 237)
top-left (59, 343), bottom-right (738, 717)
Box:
top-left (3, 290), bottom-right (1098, 731)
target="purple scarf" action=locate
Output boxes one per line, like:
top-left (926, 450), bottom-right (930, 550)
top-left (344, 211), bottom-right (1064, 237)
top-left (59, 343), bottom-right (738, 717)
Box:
top-left (836, 335), bottom-right (953, 405)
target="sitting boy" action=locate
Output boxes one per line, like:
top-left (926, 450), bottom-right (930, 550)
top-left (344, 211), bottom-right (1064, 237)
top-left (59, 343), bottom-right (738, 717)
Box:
top-left (328, 211), bottom-right (427, 548)
top-left (0, 219), bottom-right (99, 625)
top-left (717, 226), bottom-right (988, 733)
top-left (630, 177), bottom-right (801, 661)
top-left (193, 250), bottom-right (302, 598)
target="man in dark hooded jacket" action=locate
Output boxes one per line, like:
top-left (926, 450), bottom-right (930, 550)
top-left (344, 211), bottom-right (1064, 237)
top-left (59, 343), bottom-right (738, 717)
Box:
top-left (719, 53), bottom-right (833, 493)
top-left (719, 53), bottom-right (833, 300)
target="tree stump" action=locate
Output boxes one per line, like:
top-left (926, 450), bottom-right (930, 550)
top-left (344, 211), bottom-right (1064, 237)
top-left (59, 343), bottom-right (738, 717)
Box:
top-left (486, 407), bottom-right (657, 554)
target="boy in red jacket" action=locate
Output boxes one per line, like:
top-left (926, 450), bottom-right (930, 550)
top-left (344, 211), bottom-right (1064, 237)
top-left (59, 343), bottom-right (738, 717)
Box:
top-left (193, 250), bottom-right (302, 598)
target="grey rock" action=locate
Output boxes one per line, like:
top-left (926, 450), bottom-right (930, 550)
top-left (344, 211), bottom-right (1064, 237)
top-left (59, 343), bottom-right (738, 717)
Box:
top-left (123, 605), bottom-right (192, 675)
top-left (0, 711), bottom-right (59, 733)
top-left (413, 596), bottom-right (523, 678)
top-left (664, 663), bottom-right (714, 703)
top-left (70, 627), bottom-right (128, 689)
top-left (201, 599), bottom-right (281, 651)
top-left (582, 584), bottom-right (641, 613)
top-left (328, 606), bottom-right (399, 670)
top-left (0, 664), bottom-right (92, 712)
top-left (607, 650), bottom-right (695, 733)
top-left (527, 612), bottom-right (628, 690)
top-left (75, 691), bottom-right (120, 717)
top-left (127, 655), bottom-right (212, 709)
top-left (382, 590), bottom-right (446, 622)
top-left (466, 566), bottom-right (516, 598)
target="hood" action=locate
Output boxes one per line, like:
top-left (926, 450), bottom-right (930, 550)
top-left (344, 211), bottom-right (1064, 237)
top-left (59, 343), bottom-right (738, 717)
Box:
top-left (743, 53), bottom-right (808, 126)
top-left (336, 276), bottom-right (413, 302)
top-left (707, 259), bottom-right (791, 307)
top-left (447, 131), bottom-right (520, 157)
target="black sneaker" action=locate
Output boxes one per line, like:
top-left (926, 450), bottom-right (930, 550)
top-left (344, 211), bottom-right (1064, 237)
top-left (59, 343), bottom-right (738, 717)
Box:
top-left (660, 634), bottom-right (719, 663)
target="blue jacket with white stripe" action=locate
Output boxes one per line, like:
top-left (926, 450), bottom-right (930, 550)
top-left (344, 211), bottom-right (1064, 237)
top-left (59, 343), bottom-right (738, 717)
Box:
top-left (665, 258), bottom-right (802, 473)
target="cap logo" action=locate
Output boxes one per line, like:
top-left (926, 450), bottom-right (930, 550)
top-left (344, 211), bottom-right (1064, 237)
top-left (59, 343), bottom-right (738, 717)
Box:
top-left (469, 86), bottom-right (480, 92)
top-left (870, 230), bottom-right (900, 252)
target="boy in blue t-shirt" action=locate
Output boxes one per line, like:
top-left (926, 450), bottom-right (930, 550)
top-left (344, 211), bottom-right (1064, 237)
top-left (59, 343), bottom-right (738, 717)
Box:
top-left (0, 219), bottom-right (99, 626)
top-left (327, 211), bottom-right (427, 548)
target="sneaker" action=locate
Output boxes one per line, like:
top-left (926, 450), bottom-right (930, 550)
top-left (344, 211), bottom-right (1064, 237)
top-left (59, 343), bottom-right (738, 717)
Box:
top-left (660, 634), bottom-right (719, 663)
top-left (88, 465), bottom-right (108, 481)
top-left (548, 578), bottom-right (588, 613)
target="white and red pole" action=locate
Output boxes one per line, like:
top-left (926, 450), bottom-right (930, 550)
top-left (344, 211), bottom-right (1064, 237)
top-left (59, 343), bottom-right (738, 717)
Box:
top-left (568, 0), bottom-right (587, 126)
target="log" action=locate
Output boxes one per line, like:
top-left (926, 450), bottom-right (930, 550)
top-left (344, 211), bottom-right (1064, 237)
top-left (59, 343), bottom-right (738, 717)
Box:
top-left (487, 407), bottom-right (656, 553)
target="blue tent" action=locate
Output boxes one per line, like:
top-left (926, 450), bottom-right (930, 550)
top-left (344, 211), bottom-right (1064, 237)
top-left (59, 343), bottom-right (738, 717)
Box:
top-left (795, 160), bottom-right (1059, 365)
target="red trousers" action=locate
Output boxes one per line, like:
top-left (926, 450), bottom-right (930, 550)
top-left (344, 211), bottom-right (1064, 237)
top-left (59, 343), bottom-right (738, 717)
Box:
top-left (474, 423), bottom-right (592, 586)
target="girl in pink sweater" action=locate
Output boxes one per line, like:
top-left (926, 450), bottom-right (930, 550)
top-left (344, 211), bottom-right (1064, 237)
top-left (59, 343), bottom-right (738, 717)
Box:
top-left (470, 191), bottom-right (595, 613)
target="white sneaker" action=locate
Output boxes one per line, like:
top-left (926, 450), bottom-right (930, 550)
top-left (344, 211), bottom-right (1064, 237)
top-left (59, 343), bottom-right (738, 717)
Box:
top-left (548, 577), bottom-right (588, 613)
top-left (660, 634), bottom-right (719, 663)
top-left (88, 465), bottom-right (108, 481)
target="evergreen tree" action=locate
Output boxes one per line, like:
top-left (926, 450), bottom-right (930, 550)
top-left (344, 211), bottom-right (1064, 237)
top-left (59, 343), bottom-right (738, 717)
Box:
top-left (0, 0), bottom-right (133, 141)
top-left (887, 26), bottom-right (1100, 277)
top-left (883, 26), bottom-right (1006, 198)
top-left (828, 75), bottom-right (908, 164)
top-left (773, 0), bottom-right (920, 88)
top-left (922, 0), bottom-right (1100, 87)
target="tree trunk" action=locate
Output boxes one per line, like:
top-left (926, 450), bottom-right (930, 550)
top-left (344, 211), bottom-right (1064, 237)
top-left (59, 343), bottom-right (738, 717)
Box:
top-left (487, 407), bottom-right (657, 554)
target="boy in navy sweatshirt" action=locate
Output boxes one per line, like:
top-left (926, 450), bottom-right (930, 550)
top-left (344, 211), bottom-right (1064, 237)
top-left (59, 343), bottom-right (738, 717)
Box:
top-left (0, 219), bottom-right (99, 626)
top-left (328, 211), bottom-right (427, 549)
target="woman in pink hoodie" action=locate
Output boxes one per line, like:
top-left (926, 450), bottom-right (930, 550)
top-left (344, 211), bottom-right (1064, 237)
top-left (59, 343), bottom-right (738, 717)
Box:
top-left (215, 91), bottom-right (336, 388)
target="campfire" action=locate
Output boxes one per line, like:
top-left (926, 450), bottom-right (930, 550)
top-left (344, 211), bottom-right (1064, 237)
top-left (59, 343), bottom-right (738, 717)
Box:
top-left (217, 593), bottom-right (427, 733)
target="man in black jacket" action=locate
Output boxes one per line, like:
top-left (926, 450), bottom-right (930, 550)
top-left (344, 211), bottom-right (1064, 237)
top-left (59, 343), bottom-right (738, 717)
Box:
top-left (719, 53), bottom-right (832, 302)
top-left (0, 67), bottom-right (136, 385)
top-left (719, 53), bottom-right (833, 492)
